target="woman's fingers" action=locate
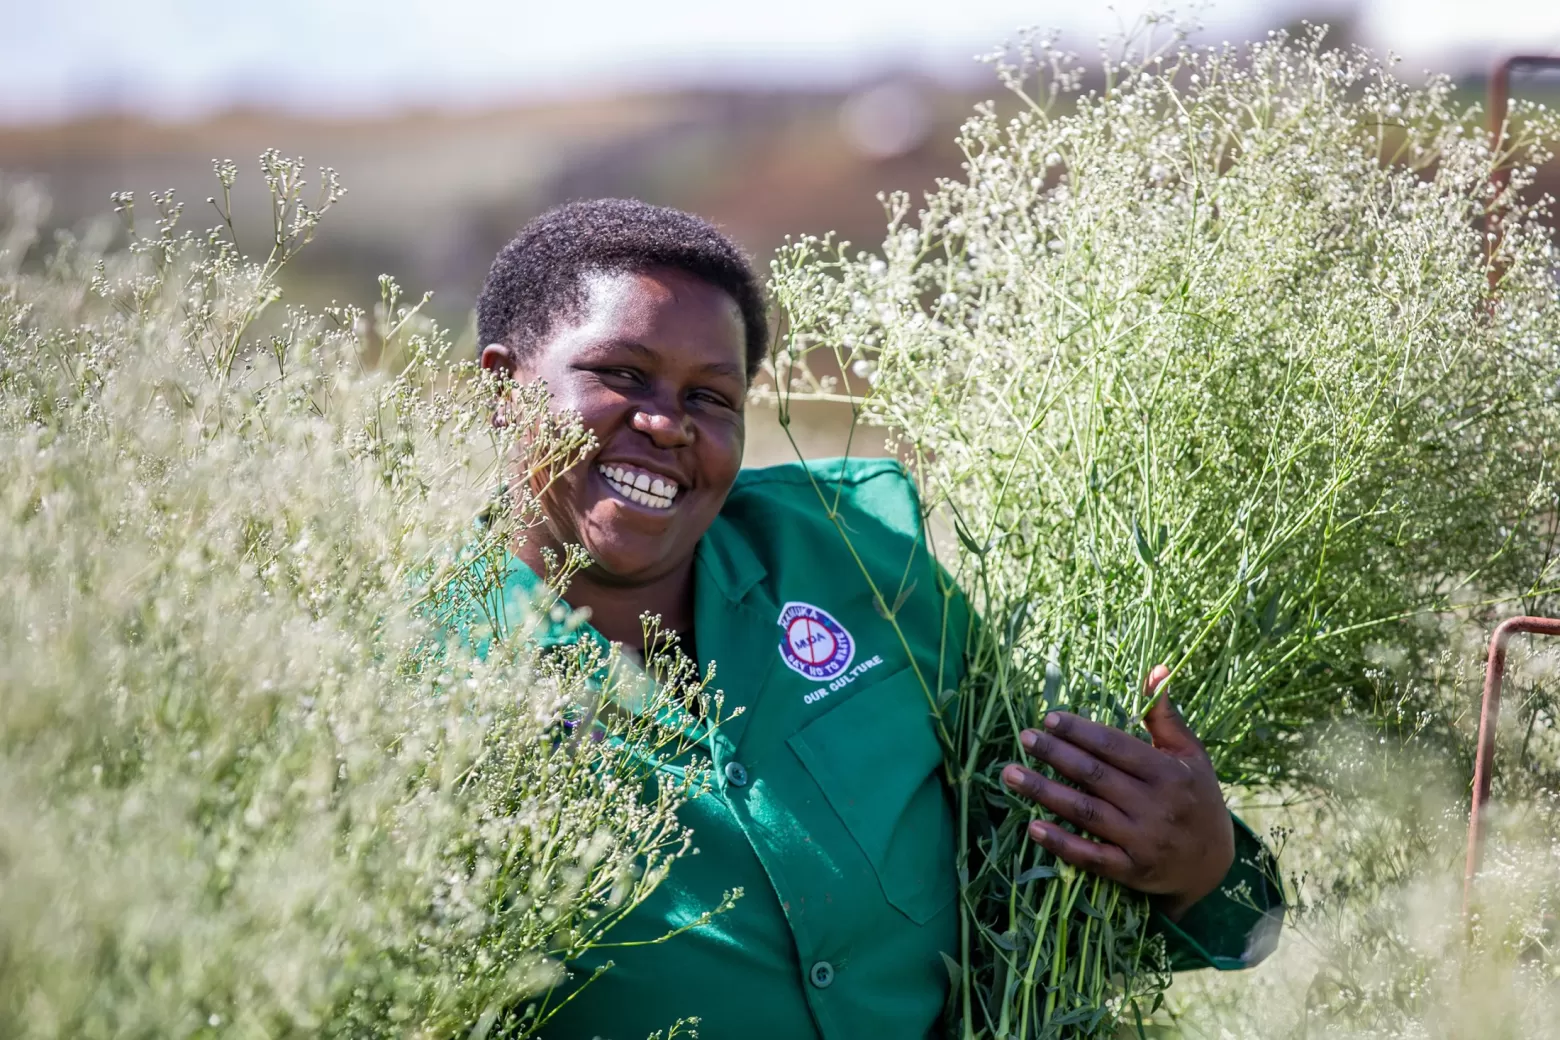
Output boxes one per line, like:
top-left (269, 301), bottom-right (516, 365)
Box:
top-left (1002, 765), bottom-right (1134, 847)
top-left (1034, 711), bottom-right (1168, 782)
top-left (1019, 727), bottom-right (1143, 803)
top-left (1141, 694), bottom-right (1204, 758)
top-left (1026, 820), bottom-right (1134, 884)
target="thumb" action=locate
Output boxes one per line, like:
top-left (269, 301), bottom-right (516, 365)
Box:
top-left (1141, 665), bottom-right (1199, 755)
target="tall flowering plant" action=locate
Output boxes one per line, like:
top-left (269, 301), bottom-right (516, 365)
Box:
top-left (0, 160), bottom-right (723, 1039)
top-left (770, 24), bottom-right (1560, 1036)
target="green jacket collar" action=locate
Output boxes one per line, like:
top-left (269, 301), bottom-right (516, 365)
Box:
top-left (689, 513), bottom-right (777, 754)
top-left (494, 514), bottom-right (775, 752)
top-left (694, 512), bottom-right (767, 606)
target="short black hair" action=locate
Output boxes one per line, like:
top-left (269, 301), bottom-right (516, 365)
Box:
top-left (477, 198), bottom-right (768, 378)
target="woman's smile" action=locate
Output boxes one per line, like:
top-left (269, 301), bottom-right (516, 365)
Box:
top-left (596, 461), bottom-right (683, 511)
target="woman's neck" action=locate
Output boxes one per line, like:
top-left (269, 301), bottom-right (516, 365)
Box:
top-left (515, 538), bottom-right (694, 649)
top-left (568, 564), bottom-right (695, 648)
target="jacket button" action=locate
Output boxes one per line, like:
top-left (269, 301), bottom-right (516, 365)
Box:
top-left (809, 961), bottom-right (834, 989)
top-left (723, 761), bottom-right (749, 787)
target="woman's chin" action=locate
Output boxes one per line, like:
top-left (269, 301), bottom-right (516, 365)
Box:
top-left (578, 534), bottom-right (678, 586)
top-left (573, 500), bottom-right (690, 581)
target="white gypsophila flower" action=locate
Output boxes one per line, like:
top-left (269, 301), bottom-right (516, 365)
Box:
top-left (770, 17), bottom-right (1560, 1038)
top-left (0, 164), bottom-right (730, 1039)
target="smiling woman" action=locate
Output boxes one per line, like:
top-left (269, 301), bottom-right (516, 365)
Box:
top-left (483, 268), bottom-right (745, 616)
top-left (471, 199), bottom-right (1282, 1039)
top-left (478, 201), bottom-right (763, 653)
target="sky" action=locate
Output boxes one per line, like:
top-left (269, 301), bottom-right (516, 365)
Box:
top-left (3, 0), bottom-right (1560, 123)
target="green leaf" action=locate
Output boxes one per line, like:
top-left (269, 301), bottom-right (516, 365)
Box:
top-left (1004, 601), bottom-right (1030, 646)
top-left (1015, 864), bottom-right (1057, 885)
top-left (940, 950), bottom-right (962, 990)
top-left (1132, 518), bottom-right (1159, 569)
top-left (1258, 591), bottom-right (1280, 636)
top-left (1048, 1007), bottom-right (1094, 1027)
top-left (955, 517), bottom-right (988, 557)
top-left (1042, 658), bottom-right (1063, 708)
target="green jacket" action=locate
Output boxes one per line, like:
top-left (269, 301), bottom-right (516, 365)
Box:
top-left (480, 458), bottom-right (1283, 1039)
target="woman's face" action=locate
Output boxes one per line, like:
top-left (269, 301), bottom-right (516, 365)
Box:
top-left (490, 267), bottom-right (748, 586)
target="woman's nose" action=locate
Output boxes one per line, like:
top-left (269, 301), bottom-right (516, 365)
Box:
top-left (630, 403), bottom-right (694, 447)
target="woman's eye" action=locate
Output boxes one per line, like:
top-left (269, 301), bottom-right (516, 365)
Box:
top-left (690, 389), bottom-right (734, 409)
top-left (597, 367), bottom-right (643, 385)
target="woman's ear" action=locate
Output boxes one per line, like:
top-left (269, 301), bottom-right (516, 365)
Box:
top-left (480, 342), bottom-right (518, 376)
top-left (480, 343), bottom-right (520, 429)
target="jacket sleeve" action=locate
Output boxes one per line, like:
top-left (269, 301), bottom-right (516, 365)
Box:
top-left (1149, 813), bottom-right (1285, 971)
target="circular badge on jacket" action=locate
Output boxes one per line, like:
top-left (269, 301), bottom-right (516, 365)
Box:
top-left (776, 601), bottom-right (856, 680)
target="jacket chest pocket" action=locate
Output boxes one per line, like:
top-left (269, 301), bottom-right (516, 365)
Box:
top-left (787, 666), bottom-right (957, 926)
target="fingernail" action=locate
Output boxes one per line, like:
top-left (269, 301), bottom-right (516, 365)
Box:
top-left (1043, 712), bottom-right (1060, 730)
top-left (1002, 764), bottom-right (1026, 789)
top-left (1020, 729), bottom-right (1041, 751)
top-left (1029, 821), bottom-right (1052, 843)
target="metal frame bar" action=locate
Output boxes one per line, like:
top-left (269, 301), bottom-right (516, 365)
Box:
top-left (1461, 56), bottom-right (1560, 919)
top-left (1462, 616), bottom-right (1560, 917)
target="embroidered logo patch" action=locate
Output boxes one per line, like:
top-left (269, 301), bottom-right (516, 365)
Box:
top-left (777, 601), bottom-right (855, 681)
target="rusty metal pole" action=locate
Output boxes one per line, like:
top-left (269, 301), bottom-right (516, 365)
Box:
top-left (1462, 616), bottom-right (1560, 919)
top-left (1486, 55), bottom-right (1560, 295)
top-left (1464, 56), bottom-right (1560, 918)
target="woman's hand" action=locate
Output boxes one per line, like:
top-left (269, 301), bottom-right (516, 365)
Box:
top-left (1000, 665), bottom-right (1235, 921)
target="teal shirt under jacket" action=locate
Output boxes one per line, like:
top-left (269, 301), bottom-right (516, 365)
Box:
top-left (474, 457), bottom-right (1284, 1039)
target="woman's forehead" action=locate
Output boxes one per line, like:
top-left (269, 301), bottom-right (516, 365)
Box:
top-left (568, 268), bottom-right (745, 352)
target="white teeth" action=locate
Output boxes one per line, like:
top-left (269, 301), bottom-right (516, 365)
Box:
top-left (630, 487), bottom-right (670, 509)
top-left (598, 464), bottom-right (677, 510)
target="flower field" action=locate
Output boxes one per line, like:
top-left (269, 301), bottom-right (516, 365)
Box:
top-left (3, 19), bottom-right (1560, 1040)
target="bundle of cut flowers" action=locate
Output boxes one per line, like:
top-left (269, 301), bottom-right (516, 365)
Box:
top-left (0, 159), bottom-right (720, 1038)
top-left (769, 21), bottom-right (1560, 1037)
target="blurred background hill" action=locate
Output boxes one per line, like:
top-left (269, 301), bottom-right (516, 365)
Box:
top-left (3, 0), bottom-right (1559, 460)
top-left (0, 81), bottom-right (986, 327)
